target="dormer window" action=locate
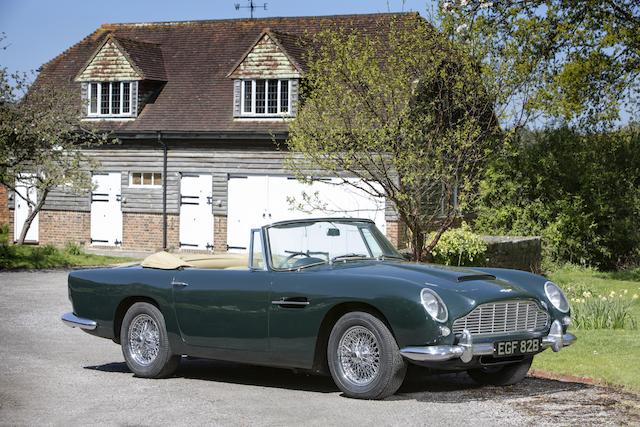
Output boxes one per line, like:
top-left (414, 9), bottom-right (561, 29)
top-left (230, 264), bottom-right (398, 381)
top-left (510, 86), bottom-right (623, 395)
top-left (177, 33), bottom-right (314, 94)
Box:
top-left (228, 30), bottom-right (304, 119)
top-left (87, 82), bottom-right (135, 117)
top-left (241, 79), bottom-right (292, 116)
top-left (76, 34), bottom-right (166, 120)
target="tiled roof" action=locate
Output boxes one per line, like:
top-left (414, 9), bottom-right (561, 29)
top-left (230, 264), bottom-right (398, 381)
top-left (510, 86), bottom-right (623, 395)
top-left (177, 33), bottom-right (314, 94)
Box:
top-left (114, 36), bottom-right (167, 81)
top-left (37, 12), bottom-right (419, 135)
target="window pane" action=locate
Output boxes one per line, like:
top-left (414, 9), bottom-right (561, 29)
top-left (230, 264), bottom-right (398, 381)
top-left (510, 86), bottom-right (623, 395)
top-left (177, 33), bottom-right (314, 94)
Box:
top-left (250, 230), bottom-right (264, 269)
top-left (122, 82), bottom-right (130, 113)
top-left (255, 79), bottom-right (265, 114)
top-left (143, 173), bottom-right (152, 186)
top-left (153, 173), bottom-right (162, 185)
top-left (267, 80), bottom-right (278, 114)
top-left (100, 82), bottom-right (110, 114)
top-left (132, 173), bottom-right (142, 185)
top-left (111, 82), bottom-right (120, 114)
top-left (89, 83), bottom-right (98, 114)
top-left (243, 80), bottom-right (252, 113)
top-left (280, 80), bottom-right (289, 113)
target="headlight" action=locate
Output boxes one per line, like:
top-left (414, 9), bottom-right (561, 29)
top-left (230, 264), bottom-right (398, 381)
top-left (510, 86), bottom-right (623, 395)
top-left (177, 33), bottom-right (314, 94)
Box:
top-left (421, 288), bottom-right (448, 322)
top-left (544, 281), bottom-right (570, 313)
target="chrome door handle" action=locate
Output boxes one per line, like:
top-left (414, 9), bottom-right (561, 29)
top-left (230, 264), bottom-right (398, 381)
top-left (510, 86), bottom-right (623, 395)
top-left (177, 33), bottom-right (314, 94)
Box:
top-left (171, 280), bottom-right (189, 288)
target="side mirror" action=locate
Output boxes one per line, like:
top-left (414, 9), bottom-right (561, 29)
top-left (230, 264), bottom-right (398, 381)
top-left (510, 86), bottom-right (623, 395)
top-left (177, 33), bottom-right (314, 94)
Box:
top-left (399, 250), bottom-right (413, 261)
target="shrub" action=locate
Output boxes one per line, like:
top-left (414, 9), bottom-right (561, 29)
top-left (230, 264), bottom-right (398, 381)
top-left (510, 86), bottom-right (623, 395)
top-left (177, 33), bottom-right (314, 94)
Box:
top-left (474, 126), bottom-right (640, 269)
top-left (0, 223), bottom-right (8, 246)
top-left (64, 241), bottom-right (83, 256)
top-left (565, 284), bottom-right (638, 330)
top-left (430, 223), bottom-right (487, 266)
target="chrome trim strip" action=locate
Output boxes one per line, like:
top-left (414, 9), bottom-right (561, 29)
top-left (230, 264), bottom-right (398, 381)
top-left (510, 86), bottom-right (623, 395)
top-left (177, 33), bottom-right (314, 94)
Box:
top-left (271, 300), bottom-right (310, 306)
top-left (61, 312), bottom-right (97, 330)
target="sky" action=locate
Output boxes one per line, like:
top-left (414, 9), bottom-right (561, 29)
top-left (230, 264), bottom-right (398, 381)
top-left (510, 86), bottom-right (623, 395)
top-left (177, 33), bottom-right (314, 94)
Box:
top-left (0, 0), bottom-right (434, 74)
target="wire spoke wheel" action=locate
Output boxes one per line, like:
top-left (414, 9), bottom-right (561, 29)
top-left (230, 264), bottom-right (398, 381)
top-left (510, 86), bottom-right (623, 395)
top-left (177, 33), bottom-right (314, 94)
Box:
top-left (337, 326), bottom-right (381, 386)
top-left (128, 314), bottom-right (160, 366)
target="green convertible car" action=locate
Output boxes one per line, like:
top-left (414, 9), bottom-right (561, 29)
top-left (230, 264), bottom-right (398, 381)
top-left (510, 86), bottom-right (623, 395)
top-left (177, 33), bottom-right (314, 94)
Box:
top-left (62, 218), bottom-right (575, 399)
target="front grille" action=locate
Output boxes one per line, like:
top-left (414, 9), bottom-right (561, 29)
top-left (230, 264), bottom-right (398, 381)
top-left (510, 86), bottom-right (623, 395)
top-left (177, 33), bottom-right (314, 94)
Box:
top-left (452, 300), bottom-right (549, 336)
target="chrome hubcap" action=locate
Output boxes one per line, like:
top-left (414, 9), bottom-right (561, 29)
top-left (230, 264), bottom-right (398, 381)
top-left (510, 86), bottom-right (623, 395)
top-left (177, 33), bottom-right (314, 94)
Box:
top-left (337, 326), bottom-right (380, 386)
top-left (128, 314), bottom-right (160, 366)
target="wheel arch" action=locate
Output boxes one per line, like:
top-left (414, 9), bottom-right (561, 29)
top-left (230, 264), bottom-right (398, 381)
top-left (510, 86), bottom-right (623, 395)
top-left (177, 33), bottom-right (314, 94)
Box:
top-left (311, 301), bottom-right (397, 375)
top-left (112, 296), bottom-right (161, 344)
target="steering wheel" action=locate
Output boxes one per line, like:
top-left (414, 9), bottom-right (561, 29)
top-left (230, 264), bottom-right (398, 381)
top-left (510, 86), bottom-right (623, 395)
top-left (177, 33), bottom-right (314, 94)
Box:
top-left (283, 251), bottom-right (310, 265)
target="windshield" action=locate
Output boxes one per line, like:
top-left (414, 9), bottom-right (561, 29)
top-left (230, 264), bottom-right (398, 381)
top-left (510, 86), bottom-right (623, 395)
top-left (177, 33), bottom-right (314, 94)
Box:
top-left (266, 220), bottom-right (403, 271)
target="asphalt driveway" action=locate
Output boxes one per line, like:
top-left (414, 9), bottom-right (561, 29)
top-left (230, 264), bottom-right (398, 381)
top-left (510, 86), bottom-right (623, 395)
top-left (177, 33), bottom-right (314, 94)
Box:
top-left (0, 270), bottom-right (638, 426)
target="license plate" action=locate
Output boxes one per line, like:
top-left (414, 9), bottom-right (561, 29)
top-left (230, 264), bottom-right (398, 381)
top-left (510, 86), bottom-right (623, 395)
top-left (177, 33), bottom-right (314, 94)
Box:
top-left (494, 338), bottom-right (542, 357)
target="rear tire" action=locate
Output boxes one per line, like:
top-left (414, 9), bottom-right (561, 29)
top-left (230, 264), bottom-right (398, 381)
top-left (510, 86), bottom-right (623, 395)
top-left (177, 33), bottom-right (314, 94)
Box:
top-left (120, 302), bottom-right (180, 378)
top-left (467, 357), bottom-right (532, 386)
top-left (327, 312), bottom-right (406, 400)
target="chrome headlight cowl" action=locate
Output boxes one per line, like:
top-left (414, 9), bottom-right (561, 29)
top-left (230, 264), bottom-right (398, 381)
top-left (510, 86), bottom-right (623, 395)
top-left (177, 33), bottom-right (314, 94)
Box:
top-left (421, 288), bottom-right (448, 323)
top-left (544, 281), bottom-right (570, 313)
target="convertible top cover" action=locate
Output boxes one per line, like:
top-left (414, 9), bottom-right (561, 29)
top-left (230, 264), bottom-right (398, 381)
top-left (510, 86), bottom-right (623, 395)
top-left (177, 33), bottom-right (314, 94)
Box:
top-left (141, 252), bottom-right (248, 270)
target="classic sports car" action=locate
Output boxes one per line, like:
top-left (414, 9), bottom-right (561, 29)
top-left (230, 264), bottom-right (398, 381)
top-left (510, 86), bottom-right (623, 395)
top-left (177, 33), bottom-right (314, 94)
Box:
top-left (62, 218), bottom-right (575, 400)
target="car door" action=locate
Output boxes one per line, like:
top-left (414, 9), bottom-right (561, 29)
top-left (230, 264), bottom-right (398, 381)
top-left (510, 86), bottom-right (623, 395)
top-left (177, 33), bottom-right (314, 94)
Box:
top-left (172, 268), bottom-right (270, 352)
top-left (268, 271), bottom-right (329, 369)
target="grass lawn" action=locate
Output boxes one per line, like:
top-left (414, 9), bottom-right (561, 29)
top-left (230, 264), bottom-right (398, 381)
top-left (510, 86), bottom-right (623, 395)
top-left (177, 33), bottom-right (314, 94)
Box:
top-left (533, 266), bottom-right (640, 391)
top-left (0, 244), bottom-right (137, 270)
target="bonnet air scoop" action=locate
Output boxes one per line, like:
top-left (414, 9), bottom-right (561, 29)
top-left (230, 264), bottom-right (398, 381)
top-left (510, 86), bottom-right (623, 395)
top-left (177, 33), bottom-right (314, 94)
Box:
top-left (456, 274), bottom-right (497, 283)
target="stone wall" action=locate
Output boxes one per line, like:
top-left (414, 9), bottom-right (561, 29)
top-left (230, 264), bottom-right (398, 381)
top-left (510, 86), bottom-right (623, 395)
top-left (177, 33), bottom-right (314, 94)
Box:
top-left (482, 236), bottom-right (542, 273)
top-left (39, 210), bottom-right (91, 246)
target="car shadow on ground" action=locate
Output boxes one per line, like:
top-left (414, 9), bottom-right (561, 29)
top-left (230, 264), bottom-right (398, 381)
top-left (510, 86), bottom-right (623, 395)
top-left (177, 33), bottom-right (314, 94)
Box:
top-left (84, 358), bottom-right (590, 402)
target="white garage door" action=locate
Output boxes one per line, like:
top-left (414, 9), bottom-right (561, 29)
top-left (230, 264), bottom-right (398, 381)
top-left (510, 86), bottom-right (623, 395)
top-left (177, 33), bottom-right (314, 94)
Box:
top-left (90, 172), bottom-right (122, 246)
top-left (179, 174), bottom-right (214, 250)
top-left (227, 175), bottom-right (385, 251)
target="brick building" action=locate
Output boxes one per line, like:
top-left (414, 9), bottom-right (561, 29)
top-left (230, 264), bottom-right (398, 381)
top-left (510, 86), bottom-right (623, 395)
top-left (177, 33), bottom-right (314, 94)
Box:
top-left (3, 13), bottom-right (411, 253)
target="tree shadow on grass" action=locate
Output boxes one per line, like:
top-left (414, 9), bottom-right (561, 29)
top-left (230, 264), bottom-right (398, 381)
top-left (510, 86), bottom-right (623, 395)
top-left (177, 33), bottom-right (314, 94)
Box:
top-left (85, 358), bottom-right (591, 402)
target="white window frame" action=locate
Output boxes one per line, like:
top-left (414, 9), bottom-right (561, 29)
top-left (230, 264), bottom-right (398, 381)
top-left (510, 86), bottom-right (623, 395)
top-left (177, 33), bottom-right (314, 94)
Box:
top-left (87, 81), bottom-right (135, 118)
top-left (129, 172), bottom-right (163, 188)
top-left (240, 79), bottom-right (292, 117)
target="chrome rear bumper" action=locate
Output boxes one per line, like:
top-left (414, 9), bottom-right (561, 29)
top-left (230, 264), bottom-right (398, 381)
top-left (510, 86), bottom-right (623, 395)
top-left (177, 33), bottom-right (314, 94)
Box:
top-left (401, 320), bottom-right (576, 363)
top-left (61, 312), bottom-right (97, 330)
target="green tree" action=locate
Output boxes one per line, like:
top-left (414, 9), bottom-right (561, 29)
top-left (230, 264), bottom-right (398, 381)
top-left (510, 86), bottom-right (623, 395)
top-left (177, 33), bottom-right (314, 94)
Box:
top-left (1, 59), bottom-right (113, 243)
top-left (437, 0), bottom-right (639, 126)
top-left (287, 16), bottom-right (499, 260)
top-left (474, 126), bottom-right (640, 269)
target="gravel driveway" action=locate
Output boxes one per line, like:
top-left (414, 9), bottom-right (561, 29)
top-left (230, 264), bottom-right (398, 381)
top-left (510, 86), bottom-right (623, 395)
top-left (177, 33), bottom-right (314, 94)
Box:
top-left (1, 270), bottom-right (638, 426)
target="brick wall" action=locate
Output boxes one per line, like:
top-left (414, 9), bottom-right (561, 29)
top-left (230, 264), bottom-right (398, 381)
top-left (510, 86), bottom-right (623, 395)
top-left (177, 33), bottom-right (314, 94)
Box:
top-left (386, 220), bottom-right (408, 250)
top-left (0, 185), bottom-right (9, 229)
top-left (39, 210), bottom-right (91, 246)
top-left (214, 215), bottom-right (227, 253)
top-left (123, 212), bottom-right (179, 252)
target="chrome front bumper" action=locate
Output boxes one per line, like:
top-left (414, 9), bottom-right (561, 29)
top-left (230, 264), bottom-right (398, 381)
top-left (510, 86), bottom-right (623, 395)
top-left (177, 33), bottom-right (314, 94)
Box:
top-left (401, 320), bottom-right (576, 363)
top-left (61, 312), bottom-right (97, 330)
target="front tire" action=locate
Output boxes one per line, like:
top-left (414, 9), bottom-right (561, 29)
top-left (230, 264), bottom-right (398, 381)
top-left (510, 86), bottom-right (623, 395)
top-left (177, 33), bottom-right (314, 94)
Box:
top-left (467, 357), bottom-right (533, 386)
top-left (120, 302), bottom-right (180, 378)
top-left (327, 312), bottom-right (406, 400)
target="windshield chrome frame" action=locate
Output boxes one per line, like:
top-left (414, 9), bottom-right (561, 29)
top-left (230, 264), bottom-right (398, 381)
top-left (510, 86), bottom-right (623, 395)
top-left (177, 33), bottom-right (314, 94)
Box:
top-left (261, 218), bottom-right (400, 272)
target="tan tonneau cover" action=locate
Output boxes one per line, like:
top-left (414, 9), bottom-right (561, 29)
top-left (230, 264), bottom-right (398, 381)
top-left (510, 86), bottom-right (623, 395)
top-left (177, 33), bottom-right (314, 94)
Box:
top-left (141, 251), bottom-right (248, 270)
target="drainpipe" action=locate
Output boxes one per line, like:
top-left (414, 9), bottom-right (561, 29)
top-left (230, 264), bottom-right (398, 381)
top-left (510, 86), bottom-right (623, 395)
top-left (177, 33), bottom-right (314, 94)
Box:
top-left (158, 131), bottom-right (168, 250)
